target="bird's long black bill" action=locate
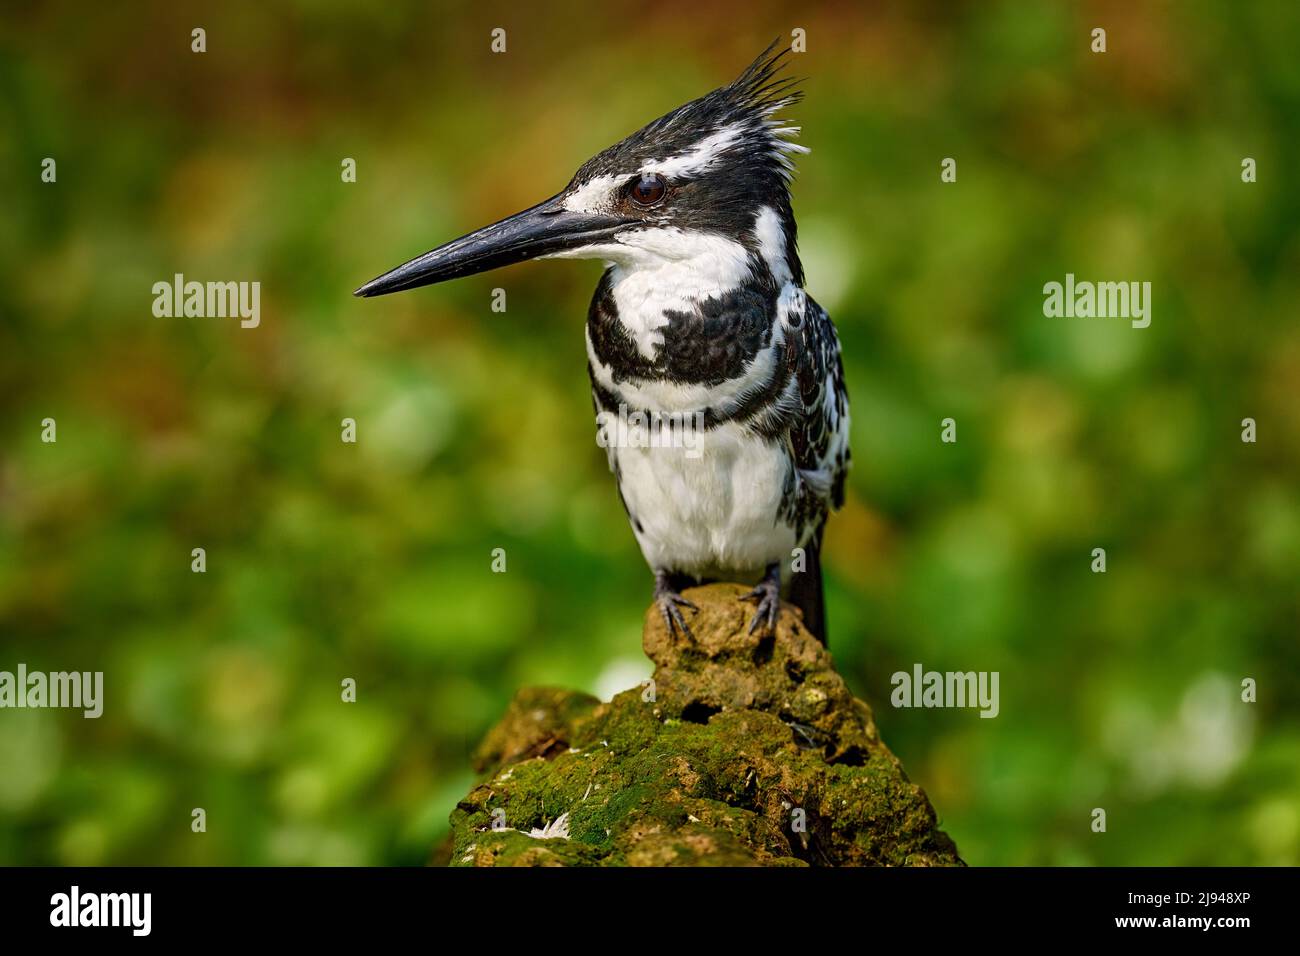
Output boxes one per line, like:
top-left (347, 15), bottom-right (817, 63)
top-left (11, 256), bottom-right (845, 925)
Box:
top-left (354, 195), bottom-right (628, 297)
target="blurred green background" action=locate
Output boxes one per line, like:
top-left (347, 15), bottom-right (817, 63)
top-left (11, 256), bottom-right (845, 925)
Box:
top-left (2, 0), bottom-right (1298, 866)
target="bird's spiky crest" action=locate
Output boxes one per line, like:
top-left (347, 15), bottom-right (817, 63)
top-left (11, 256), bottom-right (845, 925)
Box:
top-left (573, 40), bottom-right (808, 185)
top-left (721, 39), bottom-right (809, 176)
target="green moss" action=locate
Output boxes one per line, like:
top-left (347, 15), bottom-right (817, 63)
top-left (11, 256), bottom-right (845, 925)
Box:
top-left (447, 584), bottom-right (962, 867)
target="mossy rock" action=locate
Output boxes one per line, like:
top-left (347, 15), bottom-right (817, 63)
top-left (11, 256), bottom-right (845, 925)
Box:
top-left (444, 583), bottom-right (961, 866)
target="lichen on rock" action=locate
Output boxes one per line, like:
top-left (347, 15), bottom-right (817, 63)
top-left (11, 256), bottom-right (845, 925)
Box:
top-left (445, 583), bottom-right (962, 866)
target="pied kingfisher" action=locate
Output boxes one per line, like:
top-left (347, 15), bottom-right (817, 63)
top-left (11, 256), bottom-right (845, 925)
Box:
top-left (356, 43), bottom-right (850, 643)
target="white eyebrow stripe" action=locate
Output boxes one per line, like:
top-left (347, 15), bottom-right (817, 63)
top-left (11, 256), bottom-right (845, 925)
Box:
top-left (642, 124), bottom-right (745, 179)
top-left (561, 122), bottom-right (767, 214)
top-left (561, 173), bottom-right (623, 213)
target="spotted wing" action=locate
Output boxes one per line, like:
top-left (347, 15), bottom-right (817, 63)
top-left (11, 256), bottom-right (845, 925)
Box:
top-left (785, 289), bottom-right (851, 514)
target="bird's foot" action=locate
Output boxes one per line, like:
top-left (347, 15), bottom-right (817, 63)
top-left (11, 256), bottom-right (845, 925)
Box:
top-left (654, 571), bottom-right (698, 638)
top-left (742, 562), bottom-right (781, 635)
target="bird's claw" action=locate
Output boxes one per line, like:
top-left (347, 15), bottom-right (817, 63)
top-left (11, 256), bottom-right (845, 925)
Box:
top-left (742, 579), bottom-right (780, 635)
top-left (655, 586), bottom-right (698, 638)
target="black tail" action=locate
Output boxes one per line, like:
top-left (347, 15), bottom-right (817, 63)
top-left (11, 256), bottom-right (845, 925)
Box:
top-left (788, 535), bottom-right (827, 644)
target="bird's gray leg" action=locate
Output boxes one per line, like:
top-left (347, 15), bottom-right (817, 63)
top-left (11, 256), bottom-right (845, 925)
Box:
top-left (654, 569), bottom-right (698, 638)
top-left (743, 562), bottom-right (781, 635)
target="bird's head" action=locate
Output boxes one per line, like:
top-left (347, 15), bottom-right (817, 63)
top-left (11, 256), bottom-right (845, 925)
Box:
top-left (354, 41), bottom-right (807, 299)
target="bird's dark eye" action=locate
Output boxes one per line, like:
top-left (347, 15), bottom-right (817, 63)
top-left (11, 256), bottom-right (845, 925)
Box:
top-left (629, 173), bottom-right (668, 207)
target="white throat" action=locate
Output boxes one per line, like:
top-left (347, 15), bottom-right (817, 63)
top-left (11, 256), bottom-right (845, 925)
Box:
top-left (554, 227), bottom-right (753, 360)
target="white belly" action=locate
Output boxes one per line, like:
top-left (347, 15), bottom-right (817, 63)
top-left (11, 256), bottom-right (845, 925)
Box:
top-left (612, 421), bottom-right (798, 578)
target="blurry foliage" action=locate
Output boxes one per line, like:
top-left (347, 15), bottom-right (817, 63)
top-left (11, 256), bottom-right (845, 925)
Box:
top-left (1, 1), bottom-right (1297, 865)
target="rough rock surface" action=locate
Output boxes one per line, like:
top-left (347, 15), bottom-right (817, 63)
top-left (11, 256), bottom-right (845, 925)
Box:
top-left (445, 583), bottom-right (961, 866)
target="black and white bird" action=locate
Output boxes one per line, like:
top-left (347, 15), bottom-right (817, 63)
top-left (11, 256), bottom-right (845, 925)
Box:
top-left (356, 43), bottom-right (850, 643)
